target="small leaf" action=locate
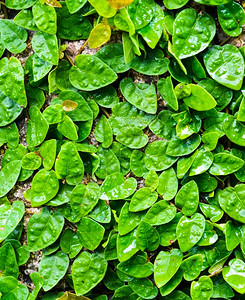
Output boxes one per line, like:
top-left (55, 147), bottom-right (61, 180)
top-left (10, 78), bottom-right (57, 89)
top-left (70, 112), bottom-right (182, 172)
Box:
top-left (222, 258), bottom-right (245, 294)
top-left (191, 276), bottom-right (213, 300)
top-left (88, 23), bottom-right (111, 49)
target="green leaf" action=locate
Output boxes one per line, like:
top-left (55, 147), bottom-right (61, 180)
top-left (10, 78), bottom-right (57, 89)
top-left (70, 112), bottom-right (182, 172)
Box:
top-left (211, 274), bottom-right (235, 299)
top-left (39, 139), bottom-right (57, 170)
top-left (27, 207), bottom-right (64, 251)
top-left (95, 146), bottom-right (120, 179)
top-left (120, 78), bottom-right (157, 114)
top-left (130, 49), bottom-right (169, 76)
top-left (57, 115), bottom-right (78, 141)
top-left (209, 152), bottom-right (244, 176)
top-left (110, 142), bottom-right (132, 175)
top-left (70, 182), bottom-right (100, 218)
top-left (70, 54), bottom-right (117, 91)
top-left (0, 276), bottom-right (29, 300)
top-left (157, 168), bottom-right (178, 200)
top-left (144, 200), bottom-right (176, 226)
top-left (56, 2), bottom-right (92, 40)
top-left (154, 249), bottom-right (183, 288)
top-left (144, 141), bottom-right (178, 171)
top-left (0, 57), bottom-right (27, 107)
top-left (30, 169), bottom-right (59, 207)
top-left (109, 102), bottom-right (154, 135)
top-left (28, 272), bottom-right (44, 300)
top-left (89, 200), bottom-right (111, 224)
top-left (225, 220), bottom-right (243, 251)
top-left (72, 251), bottom-right (107, 295)
top-left (166, 134), bottom-right (201, 157)
top-left (0, 20), bottom-right (27, 53)
top-left (163, 0), bottom-right (188, 9)
top-left (173, 9), bottom-right (215, 59)
top-left (218, 2), bottom-right (245, 37)
top-left (145, 169), bottom-right (158, 191)
top-left (190, 276), bottom-right (213, 300)
top-left (117, 253), bottom-right (153, 278)
top-left (39, 251), bottom-right (69, 291)
top-left (21, 152), bottom-right (42, 170)
top-left (26, 106), bottom-right (49, 147)
top-left (183, 84), bottom-right (216, 111)
top-left (77, 217), bottom-right (105, 250)
top-left (157, 212), bottom-right (182, 247)
top-left (33, 2), bottom-right (57, 35)
top-left (5, 0), bottom-right (36, 9)
top-left (116, 127), bottom-right (148, 149)
top-left (66, 0), bottom-right (87, 13)
top-left (43, 104), bottom-right (64, 124)
top-left (103, 267), bottom-right (124, 291)
top-left (204, 44), bottom-right (244, 90)
top-left (0, 122), bottom-right (19, 149)
top-left (222, 258), bottom-right (245, 294)
top-left (0, 243), bottom-right (19, 278)
top-left (224, 116), bottom-right (245, 146)
top-left (127, 0), bottom-right (155, 30)
top-left (95, 43), bottom-right (130, 73)
top-left (32, 31), bottom-right (59, 65)
top-left (180, 254), bottom-right (203, 281)
top-left (88, 86), bottom-right (119, 108)
top-left (94, 115), bottom-right (113, 148)
top-left (129, 187), bottom-right (158, 212)
top-left (189, 149), bottom-right (213, 176)
top-left (14, 9), bottom-right (38, 31)
top-left (194, 0), bottom-right (232, 4)
top-left (136, 221), bottom-right (160, 251)
top-left (157, 76), bottom-right (178, 111)
top-left (130, 149), bottom-right (148, 177)
top-left (149, 110), bottom-right (176, 140)
top-left (138, 4), bottom-right (164, 49)
top-left (100, 172), bottom-right (137, 200)
top-left (0, 161), bottom-right (22, 198)
top-left (55, 141), bottom-right (84, 185)
top-left (176, 213), bottom-right (205, 252)
top-left (175, 181), bottom-right (199, 216)
top-left (218, 184), bottom-right (245, 223)
top-left (129, 278), bottom-right (158, 299)
top-left (117, 229), bottom-right (139, 262)
top-left (111, 286), bottom-right (137, 300)
top-left (118, 202), bottom-right (144, 235)
top-left (0, 92), bottom-right (22, 127)
top-left (60, 228), bottom-right (83, 259)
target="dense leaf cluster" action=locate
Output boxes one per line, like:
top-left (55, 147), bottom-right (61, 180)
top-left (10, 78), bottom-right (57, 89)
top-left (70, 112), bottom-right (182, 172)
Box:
top-left (0, 0), bottom-right (245, 299)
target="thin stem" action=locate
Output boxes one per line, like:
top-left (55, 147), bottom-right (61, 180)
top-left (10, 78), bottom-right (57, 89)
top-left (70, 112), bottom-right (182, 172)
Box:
top-left (220, 36), bottom-right (231, 46)
top-left (208, 267), bottom-right (224, 278)
top-left (78, 39), bottom-right (89, 54)
top-left (101, 107), bottom-right (110, 118)
top-left (64, 51), bottom-right (74, 66)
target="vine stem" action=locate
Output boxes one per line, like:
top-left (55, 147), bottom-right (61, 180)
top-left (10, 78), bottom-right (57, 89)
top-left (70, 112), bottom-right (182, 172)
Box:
top-left (208, 267), bottom-right (224, 277)
top-left (101, 107), bottom-right (110, 118)
top-left (78, 39), bottom-right (89, 54)
top-left (64, 51), bottom-right (74, 66)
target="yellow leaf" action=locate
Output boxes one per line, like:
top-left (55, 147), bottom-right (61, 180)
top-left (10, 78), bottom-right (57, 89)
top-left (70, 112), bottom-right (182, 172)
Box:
top-left (57, 291), bottom-right (91, 300)
top-left (107, 0), bottom-right (134, 9)
top-left (62, 100), bottom-right (78, 112)
top-left (45, 0), bottom-right (62, 8)
top-left (88, 23), bottom-right (111, 49)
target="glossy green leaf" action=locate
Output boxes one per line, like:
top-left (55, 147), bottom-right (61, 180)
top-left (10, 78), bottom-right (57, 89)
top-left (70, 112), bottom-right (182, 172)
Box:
top-left (57, 115), bottom-right (78, 141)
top-left (55, 141), bottom-right (84, 185)
top-left (88, 86), bottom-right (119, 108)
top-left (0, 122), bottom-right (19, 149)
top-left (209, 152), bottom-right (244, 176)
top-left (110, 142), bottom-right (132, 176)
top-left (32, 31), bottom-right (59, 65)
top-left (89, 200), bottom-right (111, 224)
top-left (30, 169), bottom-right (59, 207)
top-left (100, 172), bottom-right (137, 200)
top-left (28, 272), bottom-right (44, 300)
top-left (117, 229), bottom-right (139, 262)
top-left (180, 254), bottom-right (203, 281)
top-left (77, 217), bottom-right (105, 250)
top-left (224, 116), bottom-right (245, 146)
top-left (0, 161), bottom-right (22, 198)
top-left (33, 2), bottom-right (57, 35)
top-left (70, 54), bottom-right (117, 91)
top-left (70, 182), bottom-right (99, 218)
top-left (136, 221), bottom-right (160, 252)
top-left (88, 0), bottom-right (116, 17)
top-left (26, 106), bottom-right (49, 147)
top-left (94, 115), bottom-right (113, 148)
top-left (27, 207), bottom-right (64, 251)
top-left (14, 9), bottom-right (38, 31)
top-left (173, 9), bottom-right (215, 59)
top-left (72, 251), bottom-right (107, 295)
top-left (21, 152), bottom-right (41, 170)
top-left (166, 134), bottom-right (201, 157)
top-left (0, 276), bottom-right (29, 300)
top-left (0, 91), bottom-right (23, 127)
top-left (129, 187), bottom-right (158, 212)
top-left (154, 249), bottom-right (183, 288)
top-left (222, 258), bottom-right (245, 294)
top-left (39, 251), bottom-right (69, 291)
top-left (176, 213), bottom-right (205, 252)
top-left (95, 146), bottom-right (120, 179)
top-left (157, 76), bottom-right (178, 111)
top-left (218, 2), bottom-right (245, 37)
top-left (204, 44), bottom-right (244, 90)
top-left (163, 0), bottom-right (188, 9)
top-left (144, 141), bottom-right (178, 171)
top-left (144, 200), bottom-right (176, 226)
top-left (0, 242), bottom-right (19, 278)
top-left (149, 110), bottom-right (176, 140)
top-left (39, 139), bottom-right (57, 170)
top-left (0, 57), bottom-right (27, 107)
top-left (60, 228), bottom-right (83, 259)
top-left (225, 220), bottom-right (243, 251)
top-left (189, 149), bottom-right (213, 176)
top-left (218, 184), bottom-right (245, 223)
top-left (129, 278), bottom-right (158, 299)
top-left (211, 274), bottom-right (235, 299)
top-left (191, 276), bottom-right (213, 300)
top-left (116, 127), bottom-right (148, 149)
top-left (120, 78), bottom-right (157, 114)
top-left (157, 168), bottom-right (178, 200)
top-left (175, 180), bottom-right (199, 216)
